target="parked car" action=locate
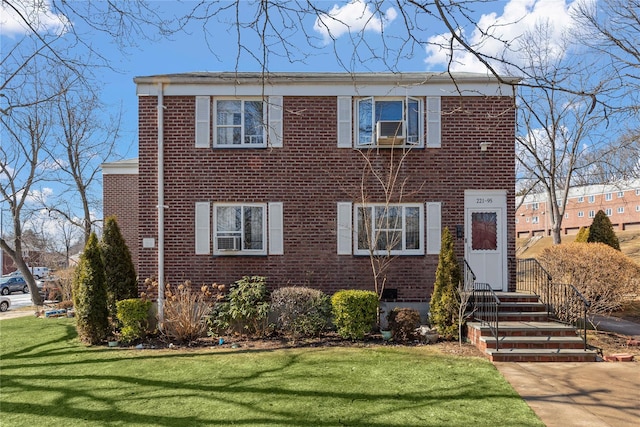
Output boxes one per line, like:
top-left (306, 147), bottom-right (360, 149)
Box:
top-left (0, 296), bottom-right (10, 312)
top-left (0, 276), bottom-right (29, 295)
top-left (29, 266), bottom-right (50, 279)
top-left (2, 270), bottom-right (23, 278)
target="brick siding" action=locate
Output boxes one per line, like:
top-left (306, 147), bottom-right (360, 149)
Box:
top-left (103, 173), bottom-right (139, 270)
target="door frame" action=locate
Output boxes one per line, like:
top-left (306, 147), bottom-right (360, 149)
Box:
top-left (464, 190), bottom-right (508, 291)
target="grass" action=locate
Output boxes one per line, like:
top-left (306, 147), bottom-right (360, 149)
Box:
top-left (0, 316), bottom-right (543, 427)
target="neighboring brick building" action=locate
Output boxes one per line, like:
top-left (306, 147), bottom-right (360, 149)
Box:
top-left (103, 72), bottom-right (519, 303)
top-left (516, 180), bottom-right (640, 238)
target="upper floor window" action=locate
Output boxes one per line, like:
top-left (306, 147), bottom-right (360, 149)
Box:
top-left (605, 208), bottom-right (612, 216)
top-left (617, 191), bottom-right (624, 198)
top-left (605, 193), bottom-right (612, 201)
top-left (565, 213), bottom-right (569, 219)
top-left (589, 210), bottom-right (595, 218)
top-left (636, 189), bottom-right (640, 196)
top-left (578, 211), bottom-right (584, 217)
top-left (588, 195), bottom-right (595, 203)
top-left (355, 203), bottom-right (424, 256)
top-left (531, 202), bottom-right (539, 210)
top-left (215, 99), bottom-right (265, 147)
top-left (214, 203), bottom-right (266, 255)
top-left (577, 196), bottom-right (584, 203)
top-left (356, 97), bottom-right (423, 147)
top-left (532, 216), bottom-right (539, 224)
top-left (636, 205), bottom-right (640, 212)
top-left (617, 207), bottom-right (624, 214)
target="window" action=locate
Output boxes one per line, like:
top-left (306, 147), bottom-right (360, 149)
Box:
top-left (605, 193), bottom-right (612, 201)
top-left (531, 202), bottom-right (539, 211)
top-left (356, 97), bottom-right (423, 147)
top-left (578, 211), bottom-right (584, 218)
top-left (526, 217), bottom-right (530, 223)
top-left (636, 189), bottom-right (640, 196)
top-left (577, 196), bottom-right (584, 203)
top-left (214, 99), bottom-right (265, 146)
top-left (532, 216), bottom-right (539, 224)
top-left (605, 208), bottom-right (612, 216)
top-left (589, 210), bottom-right (595, 218)
top-left (214, 204), bottom-right (266, 255)
top-left (617, 191), bottom-right (624, 198)
top-left (565, 213), bottom-right (569, 219)
top-left (617, 207), bottom-right (624, 214)
top-left (636, 205), bottom-right (640, 212)
top-left (588, 195), bottom-right (595, 203)
top-left (355, 204), bottom-right (424, 255)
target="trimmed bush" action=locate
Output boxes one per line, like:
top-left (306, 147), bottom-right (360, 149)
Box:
top-left (387, 307), bottom-right (421, 343)
top-left (539, 242), bottom-right (640, 315)
top-left (574, 226), bottom-right (589, 243)
top-left (430, 227), bottom-right (462, 340)
top-left (270, 287), bottom-right (332, 338)
top-left (73, 233), bottom-right (110, 345)
top-left (102, 216), bottom-right (138, 319)
top-left (587, 210), bottom-right (620, 250)
top-left (116, 298), bottom-right (153, 343)
top-left (210, 276), bottom-right (270, 336)
top-left (331, 290), bottom-right (378, 340)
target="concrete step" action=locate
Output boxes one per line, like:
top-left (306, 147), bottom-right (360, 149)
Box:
top-left (494, 292), bottom-right (541, 303)
top-left (480, 335), bottom-right (586, 350)
top-left (497, 311), bottom-right (549, 321)
top-left (468, 321), bottom-right (579, 337)
top-left (486, 348), bottom-right (598, 363)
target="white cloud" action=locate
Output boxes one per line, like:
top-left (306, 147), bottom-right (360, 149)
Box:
top-left (314, 0), bottom-right (397, 44)
top-left (425, 0), bottom-right (582, 73)
top-left (0, 0), bottom-right (69, 38)
top-left (16, 187), bottom-right (54, 204)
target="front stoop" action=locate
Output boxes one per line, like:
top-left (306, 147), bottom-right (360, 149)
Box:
top-left (467, 293), bottom-right (597, 362)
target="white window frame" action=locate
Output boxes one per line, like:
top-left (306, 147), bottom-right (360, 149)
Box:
top-left (605, 193), bottom-right (612, 201)
top-left (617, 206), bottom-right (624, 214)
top-left (617, 191), bottom-right (624, 198)
top-left (355, 96), bottom-right (424, 148)
top-left (565, 213), bottom-right (569, 219)
top-left (531, 202), bottom-right (539, 211)
top-left (213, 98), bottom-right (267, 147)
top-left (577, 196), bottom-right (584, 203)
top-left (354, 203), bottom-right (424, 256)
top-left (578, 211), bottom-right (584, 218)
top-left (532, 216), bottom-right (539, 224)
top-left (605, 208), bottom-right (612, 216)
top-left (636, 205), bottom-right (640, 212)
top-left (588, 195), bottom-right (595, 203)
top-left (213, 203), bottom-right (268, 255)
top-left (589, 210), bottom-right (595, 218)
top-left (636, 189), bottom-right (640, 196)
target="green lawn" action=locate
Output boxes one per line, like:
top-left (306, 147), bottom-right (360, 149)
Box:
top-left (0, 316), bottom-right (542, 426)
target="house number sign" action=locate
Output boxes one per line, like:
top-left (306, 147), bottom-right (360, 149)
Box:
top-left (475, 198), bottom-right (494, 204)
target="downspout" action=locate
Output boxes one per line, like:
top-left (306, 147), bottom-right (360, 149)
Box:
top-left (157, 82), bottom-right (165, 326)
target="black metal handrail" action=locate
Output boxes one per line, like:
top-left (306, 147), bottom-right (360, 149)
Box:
top-left (471, 282), bottom-right (501, 351)
top-left (515, 258), bottom-right (591, 350)
top-left (462, 259), bottom-right (476, 292)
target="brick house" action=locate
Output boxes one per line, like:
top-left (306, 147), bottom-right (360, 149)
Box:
top-left (516, 180), bottom-right (640, 238)
top-left (103, 72), bottom-right (519, 306)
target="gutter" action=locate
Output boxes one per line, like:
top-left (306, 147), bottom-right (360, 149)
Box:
top-left (157, 82), bottom-right (165, 325)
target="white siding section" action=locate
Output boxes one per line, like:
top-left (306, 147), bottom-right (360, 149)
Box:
top-left (268, 96), bottom-right (283, 148)
top-left (426, 96), bottom-right (441, 148)
top-left (195, 202), bottom-right (211, 254)
top-left (195, 96), bottom-right (210, 148)
top-left (337, 96), bottom-right (352, 148)
top-left (337, 202), bottom-right (353, 254)
top-left (426, 202), bottom-right (442, 254)
top-left (268, 202), bottom-right (284, 255)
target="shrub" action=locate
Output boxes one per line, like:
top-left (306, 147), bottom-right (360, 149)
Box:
top-left (101, 216), bottom-right (138, 318)
top-left (73, 233), bottom-right (110, 345)
top-left (162, 281), bottom-right (222, 343)
top-left (387, 307), bottom-right (421, 343)
top-left (574, 226), bottom-right (590, 243)
top-left (587, 210), bottom-right (620, 250)
top-left (209, 276), bottom-right (270, 336)
top-left (116, 298), bottom-right (153, 343)
top-left (539, 242), bottom-right (640, 315)
top-left (270, 287), bottom-right (332, 338)
top-left (331, 290), bottom-right (378, 340)
top-left (430, 228), bottom-right (462, 340)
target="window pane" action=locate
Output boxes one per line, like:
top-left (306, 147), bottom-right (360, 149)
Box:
top-left (358, 98), bottom-right (373, 144)
top-left (405, 207), bottom-right (420, 249)
top-left (244, 101), bottom-right (264, 144)
top-left (407, 99), bottom-right (419, 144)
top-left (244, 206), bottom-right (263, 250)
top-left (375, 101), bottom-right (402, 121)
top-left (357, 207), bottom-right (371, 250)
top-left (471, 212), bottom-right (497, 250)
top-left (217, 127), bottom-right (241, 145)
top-left (217, 206), bottom-right (240, 232)
top-left (217, 100), bottom-right (241, 125)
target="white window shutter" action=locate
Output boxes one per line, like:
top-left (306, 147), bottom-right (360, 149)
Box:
top-left (337, 202), bottom-right (353, 254)
top-left (426, 202), bottom-right (442, 254)
top-left (426, 96), bottom-right (441, 148)
top-left (195, 202), bottom-right (211, 254)
top-left (337, 96), bottom-right (352, 148)
top-left (268, 96), bottom-right (283, 148)
top-left (268, 202), bottom-right (284, 255)
top-left (195, 96), bottom-right (210, 148)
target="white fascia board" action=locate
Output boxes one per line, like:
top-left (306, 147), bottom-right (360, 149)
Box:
top-left (101, 158), bottom-right (139, 175)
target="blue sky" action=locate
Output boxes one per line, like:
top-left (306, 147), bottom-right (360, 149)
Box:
top-left (1, 0), bottom-right (585, 240)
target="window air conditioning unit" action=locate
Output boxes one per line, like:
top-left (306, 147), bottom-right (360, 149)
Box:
top-left (376, 121), bottom-right (405, 145)
top-left (217, 236), bottom-right (241, 251)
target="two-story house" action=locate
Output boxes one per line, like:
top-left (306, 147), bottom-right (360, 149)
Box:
top-left (103, 72), bottom-right (519, 307)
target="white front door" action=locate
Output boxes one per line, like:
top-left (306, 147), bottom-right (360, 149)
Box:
top-left (464, 190), bottom-right (507, 291)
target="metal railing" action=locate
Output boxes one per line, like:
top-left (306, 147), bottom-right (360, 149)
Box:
top-left (515, 258), bottom-right (591, 350)
top-left (471, 282), bottom-right (501, 350)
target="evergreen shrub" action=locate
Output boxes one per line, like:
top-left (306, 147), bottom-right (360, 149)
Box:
top-left (587, 210), bottom-right (620, 250)
top-left (331, 290), bottom-right (378, 340)
top-left (270, 287), bottom-right (332, 338)
top-left (209, 276), bottom-right (270, 336)
top-left (116, 298), bottom-right (152, 343)
top-left (430, 228), bottom-right (462, 340)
